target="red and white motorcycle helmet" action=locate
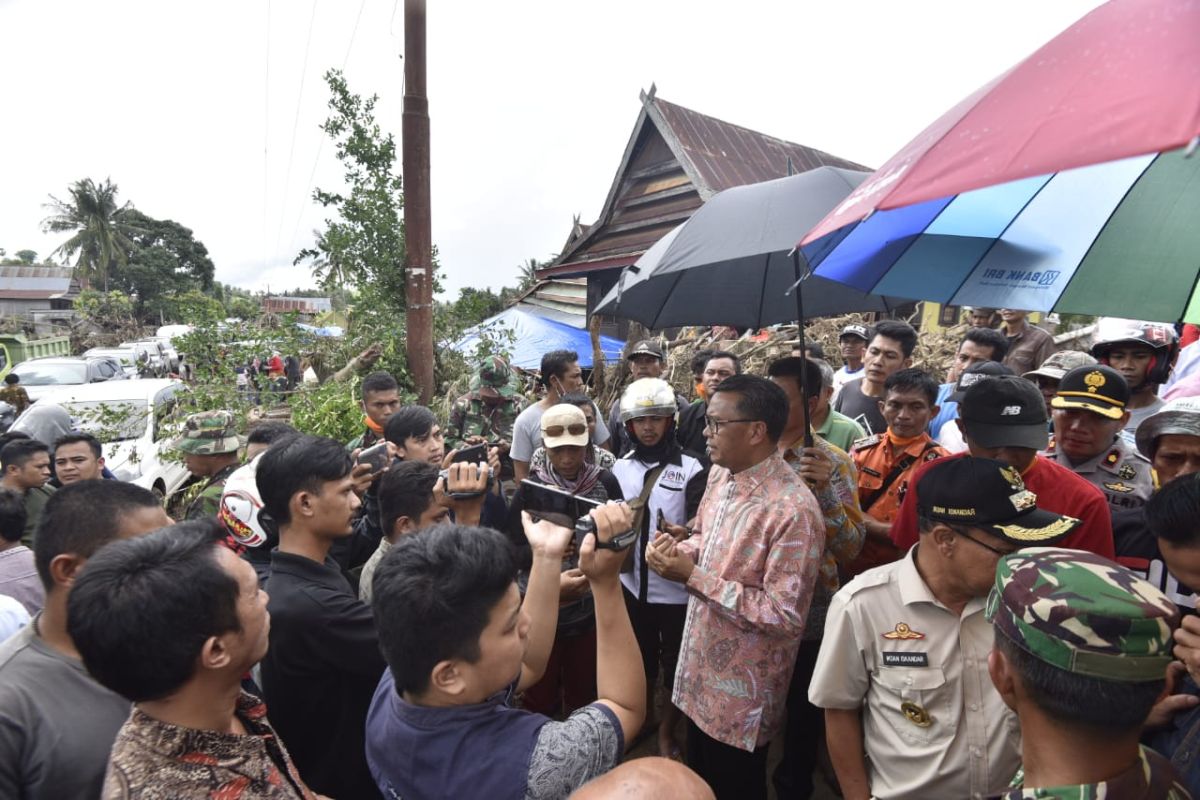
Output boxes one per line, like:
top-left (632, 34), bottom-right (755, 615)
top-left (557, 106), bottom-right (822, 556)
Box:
top-left (219, 454), bottom-right (274, 549)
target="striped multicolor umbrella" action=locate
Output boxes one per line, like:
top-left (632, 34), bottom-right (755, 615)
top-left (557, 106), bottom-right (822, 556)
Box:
top-left (798, 0), bottom-right (1200, 322)
top-left (802, 146), bottom-right (1200, 322)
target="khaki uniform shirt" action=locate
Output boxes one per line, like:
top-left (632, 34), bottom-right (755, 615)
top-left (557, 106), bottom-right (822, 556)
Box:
top-left (1044, 435), bottom-right (1153, 512)
top-left (809, 547), bottom-right (1021, 800)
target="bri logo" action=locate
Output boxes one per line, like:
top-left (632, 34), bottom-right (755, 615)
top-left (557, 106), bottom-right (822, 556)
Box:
top-left (980, 268), bottom-right (1062, 287)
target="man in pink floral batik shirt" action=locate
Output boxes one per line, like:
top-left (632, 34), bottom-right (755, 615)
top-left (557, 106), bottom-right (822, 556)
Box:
top-left (647, 375), bottom-right (825, 800)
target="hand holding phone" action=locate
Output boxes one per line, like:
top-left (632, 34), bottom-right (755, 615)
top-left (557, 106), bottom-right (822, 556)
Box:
top-left (356, 442), bottom-right (392, 474)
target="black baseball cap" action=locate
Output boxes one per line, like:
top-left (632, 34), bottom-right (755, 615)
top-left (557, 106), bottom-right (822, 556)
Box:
top-left (1050, 365), bottom-right (1130, 420)
top-left (918, 457), bottom-right (1080, 545)
top-left (839, 324), bottom-right (871, 342)
top-left (960, 375), bottom-right (1049, 450)
top-left (627, 340), bottom-right (664, 360)
top-left (949, 361), bottom-right (1015, 403)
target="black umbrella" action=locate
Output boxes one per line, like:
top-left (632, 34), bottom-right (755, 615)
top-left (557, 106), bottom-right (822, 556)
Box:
top-left (596, 166), bottom-right (903, 445)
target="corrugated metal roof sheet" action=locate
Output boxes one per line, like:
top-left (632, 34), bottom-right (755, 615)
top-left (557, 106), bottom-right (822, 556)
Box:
top-left (0, 265), bottom-right (74, 294)
top-left (513, 278), bottom-right (590, 328)
top-left (652, 98), bottom-right (870, 195)
top-left (544, 90), bottom-right (870, 280)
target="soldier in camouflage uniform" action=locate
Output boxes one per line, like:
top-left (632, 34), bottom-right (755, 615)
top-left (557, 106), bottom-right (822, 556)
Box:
top-left (986, 548), bottom-right (1190, 799)
top-left (0, 374), bottom-right (30, 416)
top-left (176, 410), bottom-right (242, 520)
top-left (1046, 364), bottom-right (1154, 511)
top-left (445, 356), bottom-right (525, 457)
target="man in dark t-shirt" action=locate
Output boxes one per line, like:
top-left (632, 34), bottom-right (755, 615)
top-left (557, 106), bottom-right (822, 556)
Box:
top-left (833, 321), bottom-right (917, 437)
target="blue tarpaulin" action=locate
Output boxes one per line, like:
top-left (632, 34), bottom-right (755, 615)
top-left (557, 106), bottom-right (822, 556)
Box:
top-left (451, 307), bottom-right (625, 370)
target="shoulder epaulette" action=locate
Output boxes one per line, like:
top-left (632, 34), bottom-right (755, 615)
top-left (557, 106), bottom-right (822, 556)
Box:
top-left (851, 433), bottom-right (881, 451)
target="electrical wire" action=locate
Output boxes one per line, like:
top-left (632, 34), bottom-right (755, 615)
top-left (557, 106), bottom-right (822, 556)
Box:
top-left (274, 0), bottom-right (321, 259)
top-left (285, 0), bottom-right (370, 260)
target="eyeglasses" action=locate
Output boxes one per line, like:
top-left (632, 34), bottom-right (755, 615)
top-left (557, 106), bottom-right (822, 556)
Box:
top-left (703, 416), bottom-right (757, 435)
top-left (543, 423), bottom-right (588, 438)
top-left (949, 525), bottom-right (1016, 557)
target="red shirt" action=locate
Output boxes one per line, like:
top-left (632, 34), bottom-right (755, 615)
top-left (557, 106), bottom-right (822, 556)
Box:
top-left (889, 452), bottom-right (1115, 559)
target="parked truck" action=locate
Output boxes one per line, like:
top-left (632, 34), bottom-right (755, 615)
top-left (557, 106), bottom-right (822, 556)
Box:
top-left (0, 333), bottom-right (72, 380)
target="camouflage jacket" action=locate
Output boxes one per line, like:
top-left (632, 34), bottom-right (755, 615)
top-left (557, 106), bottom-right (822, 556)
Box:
top-left (446, 392), bottom-right (525, 449)
top-left (346, 426), bottom-right (383, 454)
top-left (0, 385), bottom-right (31, 415)
top-left (992, 746), bottom-right (1191, 799)
top-left (184, 464), bottom-right (239, 521)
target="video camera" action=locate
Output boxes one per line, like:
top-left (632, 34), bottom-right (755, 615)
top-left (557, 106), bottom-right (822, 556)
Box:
top-left (518, 480), bottom-right (638, 550)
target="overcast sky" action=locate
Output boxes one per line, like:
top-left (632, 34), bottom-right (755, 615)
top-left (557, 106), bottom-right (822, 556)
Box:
top-left (0, 0), bottom-right (1105, 300)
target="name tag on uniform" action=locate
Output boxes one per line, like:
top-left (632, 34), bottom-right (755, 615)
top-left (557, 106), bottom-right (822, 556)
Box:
top-left (882, 652), bottom-right (929, 667)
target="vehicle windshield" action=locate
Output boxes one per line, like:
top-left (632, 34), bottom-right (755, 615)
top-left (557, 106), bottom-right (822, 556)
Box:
top-left (12, 362), bottom-right (88, 385)
top-left (61, 399), bottom-right (147, 442)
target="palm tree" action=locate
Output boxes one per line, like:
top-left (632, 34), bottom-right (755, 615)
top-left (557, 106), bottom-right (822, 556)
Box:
top-left (42, 178), bottom-right (141, 290)
top-left (517, 258), bottom-right (541, 292)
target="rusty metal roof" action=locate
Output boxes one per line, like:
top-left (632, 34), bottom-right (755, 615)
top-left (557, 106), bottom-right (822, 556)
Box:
top-left (541, 87), bottom-right (870, 280)
top-left (261, 296), bottom-right (332, 314)
top-left (652, 97), bottom-right (869, 196)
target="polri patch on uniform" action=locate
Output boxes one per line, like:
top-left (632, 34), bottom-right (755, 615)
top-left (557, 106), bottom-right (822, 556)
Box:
top-left (882, 651), bottom-right (929, 667)
top-left (1119, 463), bottom-right (1137, 480)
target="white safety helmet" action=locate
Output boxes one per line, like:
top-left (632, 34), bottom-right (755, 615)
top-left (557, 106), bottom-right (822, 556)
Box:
top-left (219, 454), bottom-right (273, 549)
top-left (619, 378), bottom-right (677, 424)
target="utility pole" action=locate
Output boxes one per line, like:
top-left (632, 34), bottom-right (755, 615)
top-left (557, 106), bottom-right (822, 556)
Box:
top-left (402, 0), bottom-right (433, 403)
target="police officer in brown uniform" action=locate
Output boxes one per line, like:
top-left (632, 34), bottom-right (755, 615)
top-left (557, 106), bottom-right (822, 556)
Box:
top-left (1045, 365), bottom-right (1153, 512)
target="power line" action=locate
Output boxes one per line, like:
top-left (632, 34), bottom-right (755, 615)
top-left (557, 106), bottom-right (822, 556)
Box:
top-left (273, 0), bottom-right (321, 260)
top-left (263, 0), bottom-right (272, 273)
top-left (285, 0), bottom-right (370, 260)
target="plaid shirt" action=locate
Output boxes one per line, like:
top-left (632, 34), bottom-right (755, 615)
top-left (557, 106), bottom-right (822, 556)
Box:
top-left (673, 453), bottom-right (825, 751)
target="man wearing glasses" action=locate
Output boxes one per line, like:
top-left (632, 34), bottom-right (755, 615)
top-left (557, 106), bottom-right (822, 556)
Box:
top-left (646, 375), bottom-right (824, 799)
top-left (809, 457), bottom-right (1080, 800)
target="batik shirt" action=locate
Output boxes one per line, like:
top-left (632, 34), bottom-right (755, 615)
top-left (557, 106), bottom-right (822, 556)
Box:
top-left (781, 435), bottom-right (865, 640)
top-left (993, 745), bottom-right (1191, 799)
top-left (673, 452), bottom-right (825, 751)
top-left (103, 691), bottom-right (314, 799)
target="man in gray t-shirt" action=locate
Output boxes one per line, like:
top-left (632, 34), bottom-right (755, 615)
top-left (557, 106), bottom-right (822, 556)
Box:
top-left (511, 349), bottom-right (610, 483)
top-left (511, 401), bottom-right (610, 464)
top-left (0, 624), bottom-right (132, 799)
top-left (0, 480), bottom-right (171, 800)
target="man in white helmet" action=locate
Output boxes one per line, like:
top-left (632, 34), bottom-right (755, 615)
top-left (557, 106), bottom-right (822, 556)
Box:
top-left (610, 378), bottom-right (708, 759)
top-left (1091, 318), bottom-right (1180, 438)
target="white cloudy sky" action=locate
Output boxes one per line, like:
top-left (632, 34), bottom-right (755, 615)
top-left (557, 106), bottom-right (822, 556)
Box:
top-left (0, 0), bottom-right (1105, 299)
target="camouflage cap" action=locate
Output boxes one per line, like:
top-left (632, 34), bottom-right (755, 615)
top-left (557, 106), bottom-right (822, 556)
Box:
top-left (1023, 349), bottom-right (1098, 382)
top-left (986, 547), bottom-right (1180, 682)
top-left (176, 410), bottom-right (242, 455)
top-left (476, 356), bottom-right (515, 398)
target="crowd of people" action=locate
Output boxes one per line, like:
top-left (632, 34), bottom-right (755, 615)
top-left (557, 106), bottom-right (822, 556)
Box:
top-left (1, 308), bottom-right (1200, 799)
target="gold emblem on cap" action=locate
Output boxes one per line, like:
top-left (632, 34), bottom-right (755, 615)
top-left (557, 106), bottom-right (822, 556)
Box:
top-left (999, 466), bottom-right (1024, 492)
top-left (882, 622), bottom-right (925, 640)
top-left (1084, 370), bottom-right (1106, 394)
top-left (901, 701), bottom-right (932, 727)
top-left (994, 515), bottom-right (1080, 541)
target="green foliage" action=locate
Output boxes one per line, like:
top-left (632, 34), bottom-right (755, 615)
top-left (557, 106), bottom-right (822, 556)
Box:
top-left (291, 378), bottom-right (380, 442)
top-left (163, 290), bottom-right (226, 325)
top-left (13, 250), bottom-right (36, 265)
top-left (296, 69), bottom-right (409, 314)
top-left (75, 289), bottom-right (136, 326)
top-left (225, 294), bottom-right (259, 320)
top-left (42, 178), bottom-right (142, 290)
